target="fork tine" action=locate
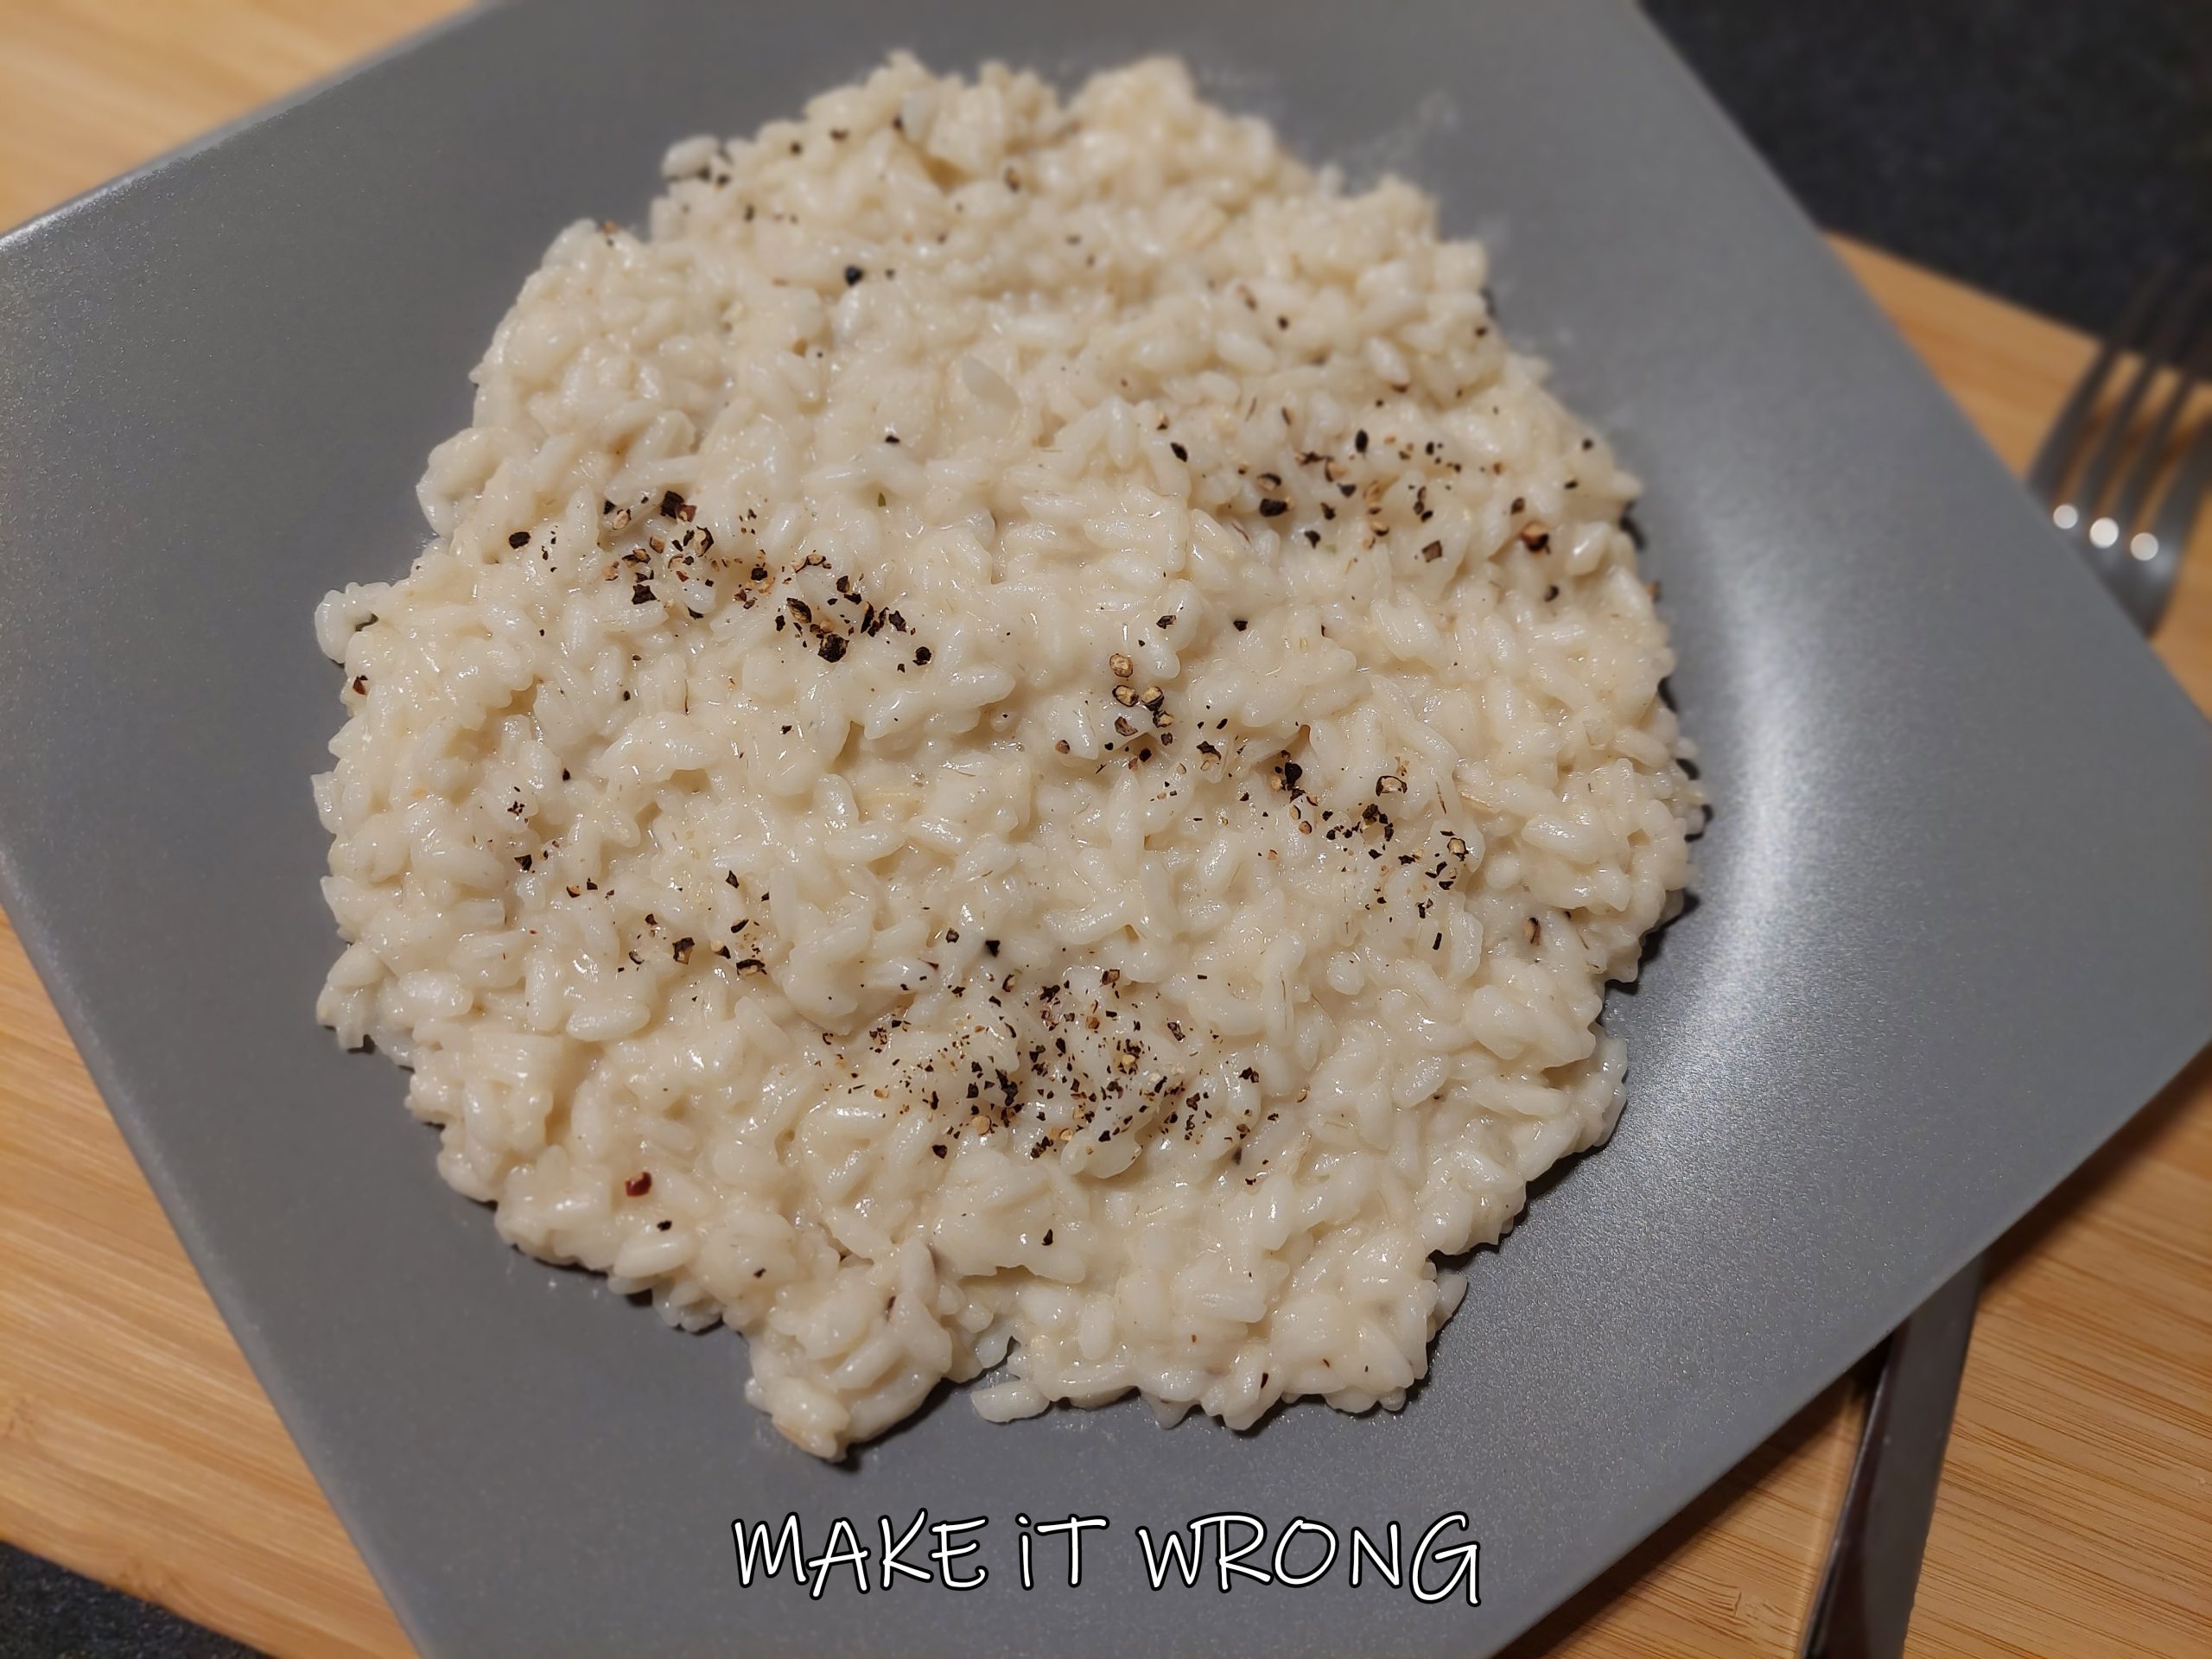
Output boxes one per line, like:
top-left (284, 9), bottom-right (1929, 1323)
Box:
top-left (2066, 266), bottom-right (2207, 533)
top-left (2107, 310), bottom-right (2209, 543)
top-left (2112, 414), bottom-right (2212, 633)
top-left (2149, 415), bottom-right (2212, 561)
top-left (2027, 258), bottom-right (2177, 510)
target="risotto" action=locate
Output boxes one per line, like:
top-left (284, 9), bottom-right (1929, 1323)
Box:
top-left (313, 54), bottom-right (1700, 1459)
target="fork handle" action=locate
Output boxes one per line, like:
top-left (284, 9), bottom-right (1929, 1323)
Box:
top-left (1801, 1255), bottom-right (1985, 1659)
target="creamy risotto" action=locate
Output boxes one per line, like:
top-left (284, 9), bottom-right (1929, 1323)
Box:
top-left (313, 54), bottom-right (1700, 1459)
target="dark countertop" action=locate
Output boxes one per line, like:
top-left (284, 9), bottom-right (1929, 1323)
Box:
top-left (4, 2), bottom-right (2205, 1654)
top-left (1649, 0), bottom-right (2209, 333)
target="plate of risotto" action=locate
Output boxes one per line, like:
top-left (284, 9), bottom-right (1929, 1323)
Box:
top-left (1, 2), bottom-right (2204, 1656)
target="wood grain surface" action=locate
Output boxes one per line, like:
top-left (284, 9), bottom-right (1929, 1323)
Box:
top-left (1, 5), bottom-right (2206, 1656)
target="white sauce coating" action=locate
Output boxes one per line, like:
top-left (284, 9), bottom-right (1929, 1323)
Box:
top-left (314, 55), bottom-right (1700, 1458)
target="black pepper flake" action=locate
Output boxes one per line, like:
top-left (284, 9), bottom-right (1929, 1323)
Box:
top-left (1232, 619), bottom-right (1249, 632)
top-left (1169, 442), bottom-right (1188, 461)
top-left (515, 854), bottom-right (532, 870)
top-left (913, 645), bottom-right (931, 664)
top-left (350, 675), bottom-right (368, 695)
top-left (1258, 499), bottom-right (1288, 518)
top-left (983, 939), bottom-right (1001, 957)
top-left (632, 583), bottom-right (656, 604)
top-left (817, 634), bottom-right (848, 663)
top-left (844, 265), bottom-right (864, 285)
top-left (507, 530), bottom-right (530, 548)
top-left (1305, 530), bottom-right (1322, 547)
top-left (1421, 540), bottom-right (1444, 562)
top-left (671, 938), bottom-right (695, 963)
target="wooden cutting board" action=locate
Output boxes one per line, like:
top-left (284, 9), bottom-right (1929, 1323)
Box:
top-left (1, 5), bottom-right (2206, 1655)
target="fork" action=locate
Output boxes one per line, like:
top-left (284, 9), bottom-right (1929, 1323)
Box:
top-left (1800, 259), bottom-right (2210, 1659)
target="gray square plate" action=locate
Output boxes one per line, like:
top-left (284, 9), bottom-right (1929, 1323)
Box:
top-left (2, 2), bottom-right (2206, 1654)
